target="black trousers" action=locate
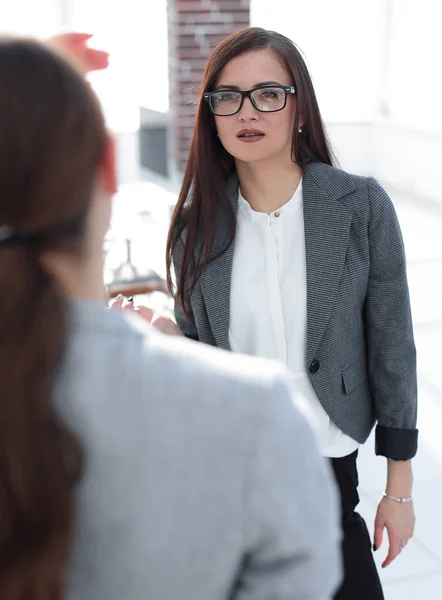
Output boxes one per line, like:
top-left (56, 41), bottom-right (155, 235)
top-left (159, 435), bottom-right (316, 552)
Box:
top-left (330, 451), bottom-right (384, 600)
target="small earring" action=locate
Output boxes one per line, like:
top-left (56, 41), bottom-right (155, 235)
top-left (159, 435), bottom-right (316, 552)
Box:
top-left (217, 133), bottom-right (220, 138)
top-left (298, 127), bottom-right (303, 134)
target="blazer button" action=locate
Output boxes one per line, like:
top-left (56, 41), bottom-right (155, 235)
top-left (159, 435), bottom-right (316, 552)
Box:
top-left (309, 359), bottom-right (320, 374)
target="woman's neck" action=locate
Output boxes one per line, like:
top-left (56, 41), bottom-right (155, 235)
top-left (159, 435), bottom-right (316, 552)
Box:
top-left (236, 158), bottom-right (302, 214)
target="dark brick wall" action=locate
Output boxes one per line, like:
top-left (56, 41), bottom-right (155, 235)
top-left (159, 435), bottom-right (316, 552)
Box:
top-left (167, 0), bottom-right (250, 172)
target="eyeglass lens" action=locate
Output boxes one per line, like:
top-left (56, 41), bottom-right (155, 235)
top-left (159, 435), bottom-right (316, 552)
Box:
top-left (210, 87), bottom-right (287, 115)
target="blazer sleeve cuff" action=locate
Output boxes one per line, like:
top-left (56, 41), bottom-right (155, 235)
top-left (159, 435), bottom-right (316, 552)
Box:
top-left (375, 425), bottom-right (418, 460)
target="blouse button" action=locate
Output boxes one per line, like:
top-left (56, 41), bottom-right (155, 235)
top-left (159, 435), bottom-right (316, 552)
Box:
top-left (274, 211), bottom-right (281, 218)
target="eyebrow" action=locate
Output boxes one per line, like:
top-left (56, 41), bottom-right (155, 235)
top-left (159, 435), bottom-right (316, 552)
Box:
top-left (216, 81), bottom-right (285, 90)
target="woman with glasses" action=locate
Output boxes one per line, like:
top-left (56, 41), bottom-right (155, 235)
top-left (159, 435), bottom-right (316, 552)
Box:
top-left (120, 26), bottom-right (417, 600)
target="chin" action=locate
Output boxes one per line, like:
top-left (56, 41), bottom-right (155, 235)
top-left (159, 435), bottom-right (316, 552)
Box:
top-left (227, 141), bottom-right (278, 164)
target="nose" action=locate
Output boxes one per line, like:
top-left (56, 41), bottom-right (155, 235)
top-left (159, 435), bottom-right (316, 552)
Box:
top-left (237, 95), bottom-right (259, 122)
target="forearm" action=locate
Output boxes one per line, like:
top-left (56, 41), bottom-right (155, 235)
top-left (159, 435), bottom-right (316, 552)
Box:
top-left (386, 459), bottom-right (413, 497)
top-left (366, 177), bottom-right (418, 460)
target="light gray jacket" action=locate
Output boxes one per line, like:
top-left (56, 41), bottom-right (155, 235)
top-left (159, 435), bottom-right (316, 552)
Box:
top-left (55, 301), bottom-right (342, 600)
top-left (173, 162), bottom-right (418, 460)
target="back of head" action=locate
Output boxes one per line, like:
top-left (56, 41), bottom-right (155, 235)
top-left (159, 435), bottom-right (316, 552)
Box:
top-left (0, 38), bottom-right (107, 598)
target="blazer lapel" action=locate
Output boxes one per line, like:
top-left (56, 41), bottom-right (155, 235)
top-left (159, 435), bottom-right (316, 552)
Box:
top-left (199, 164), bottom-right (355, 357)
top-left (302, 162), bottom-right (355, 363)
top-left (199, 173), bottom-right (239, 350)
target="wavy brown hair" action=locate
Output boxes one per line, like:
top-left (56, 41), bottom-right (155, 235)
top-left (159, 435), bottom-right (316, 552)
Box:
top-left (0, 39), bottom-right (107, 598)
top-left (166, 27), bottom-right (336, 319)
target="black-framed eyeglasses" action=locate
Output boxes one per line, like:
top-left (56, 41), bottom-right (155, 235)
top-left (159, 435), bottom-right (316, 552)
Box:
top-left (203, 85), bottom-right (296, 117)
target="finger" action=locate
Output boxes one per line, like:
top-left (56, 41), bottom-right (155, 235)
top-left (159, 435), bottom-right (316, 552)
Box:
top-left (60, 32), bottom-right (93, 43)
top-left (46, 33), bottom-right (92, 49)
top-left (382, 534), bottom-right (401, 568)
top-left (123, 298), bottom-right (137, 315)
top-left (109, 294), bottom-right (124, 310)
top-left (151, 315), bottom-right (179, 335)
top-left (400, 537), bottom-right (411, 551)
top-left (134, 305), bottom-right (155, 324)
top-left (84, 48), bottom-right (110, 70)
top-left (373, 521), bottom-right (384, 552)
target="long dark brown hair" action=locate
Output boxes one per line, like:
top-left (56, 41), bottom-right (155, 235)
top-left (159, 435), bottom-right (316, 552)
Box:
top-left (0, 39), bottom-right (107, 598)
top-left (166, 27), bottom-right (336, 318)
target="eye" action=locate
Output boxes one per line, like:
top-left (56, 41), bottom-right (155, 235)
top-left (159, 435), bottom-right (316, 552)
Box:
top-left (216, 91), bottom-right (240, 102)
top-left (259, 88), bottom-right (283, 100)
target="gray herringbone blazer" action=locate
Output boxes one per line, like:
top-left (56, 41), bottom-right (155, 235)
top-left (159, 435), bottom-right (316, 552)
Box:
top-left (173, 162), bottom-right (418, 460)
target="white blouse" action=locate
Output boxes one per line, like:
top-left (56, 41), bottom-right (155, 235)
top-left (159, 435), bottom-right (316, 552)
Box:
top-left (229, 179), bottom-right (359, 458)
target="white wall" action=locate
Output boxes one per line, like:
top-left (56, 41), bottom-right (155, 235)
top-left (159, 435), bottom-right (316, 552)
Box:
top-left (385, 0), bottom-right (442, 135)
top-left (326, 122), bottom-right (375, 174)
top-left (327, 121), bottom-right (442, 204)
top-left (0, 0), bottom-right (61, 36)
top-left (251, 0), bottom-right (387, 122)
top-left (63, 0), bottom-right (169, 133)
top-left (371, 124), bottom-right (442, 202)
top-left (252, 0), bottom-right (442, 203)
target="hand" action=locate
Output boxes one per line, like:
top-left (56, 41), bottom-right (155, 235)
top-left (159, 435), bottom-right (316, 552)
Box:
top-left (45, 33), bottom-right (109, 75)
top-left (110, 295), bottom-right (183, 337)
top-left (150, 311), bottom-right (184, 336)
top-left (373, 496), bottom-right (415, 568)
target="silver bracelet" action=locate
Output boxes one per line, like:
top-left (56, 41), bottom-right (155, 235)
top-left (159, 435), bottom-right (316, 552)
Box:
top-left (383, 492), bottom-right (413, 503)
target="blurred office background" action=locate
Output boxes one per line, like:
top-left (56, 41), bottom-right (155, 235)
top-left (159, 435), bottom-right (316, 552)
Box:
top-left (1, 1), bottom-right (442, 598)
